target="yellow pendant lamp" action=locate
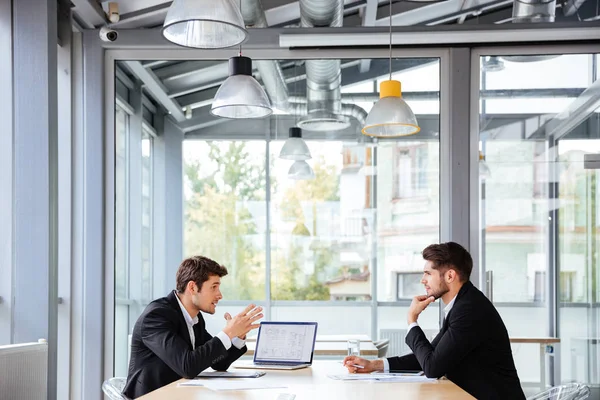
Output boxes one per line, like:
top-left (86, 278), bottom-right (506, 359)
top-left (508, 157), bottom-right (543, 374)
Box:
top-left (362, 0), bottom-right (419, 138)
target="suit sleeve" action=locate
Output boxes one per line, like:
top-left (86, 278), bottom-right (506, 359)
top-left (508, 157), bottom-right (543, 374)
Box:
top-left (140, 308), bottom-right (229, 379)
top-left (387, 327), bottom-right (445, 371)
top-left (201, 329), bottom-right (247, 371)
top-left (405, 303), bottom-right (483, 378)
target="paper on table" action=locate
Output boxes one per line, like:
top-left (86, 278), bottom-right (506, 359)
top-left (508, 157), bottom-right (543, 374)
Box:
top-left (327, 374), bottom-right (435, 383)
top-left (203, 381), bottom-right (288, 391)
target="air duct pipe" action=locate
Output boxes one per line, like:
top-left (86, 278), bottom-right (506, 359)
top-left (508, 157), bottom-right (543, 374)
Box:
top-left (503, 0), bottom-right (559, 62)
top-left (242, 0), bottom-right (365, 128)
top-left (297, 0), bottom-right (350, 131)
top-left (512, 0), bottom-right (556, 22)
top-left (241, 0), bottom-right (290, 110)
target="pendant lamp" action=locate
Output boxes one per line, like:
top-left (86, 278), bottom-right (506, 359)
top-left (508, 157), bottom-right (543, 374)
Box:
top-left (479, 151), bottom-right (491, 179)
top-left (280, 127), bottom-right (312, 160)
top-left (362, 0), bottom-right (419, 138)
top-left (211, 56), bottom-right (272, 119)
top-left (162, 0), bottom-right (248, 49)
top-left (288, 160), bottom-right (315, 180)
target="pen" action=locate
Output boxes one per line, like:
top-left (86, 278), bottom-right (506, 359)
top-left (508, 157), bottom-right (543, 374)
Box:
top-left (339, 362), bottom-right (365, 369)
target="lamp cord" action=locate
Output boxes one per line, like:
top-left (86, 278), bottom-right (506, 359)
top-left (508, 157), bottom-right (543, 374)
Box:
top-left (239, 0), bottom-right (243, 56)
top-left (389, 0), bottom-right (392, 81)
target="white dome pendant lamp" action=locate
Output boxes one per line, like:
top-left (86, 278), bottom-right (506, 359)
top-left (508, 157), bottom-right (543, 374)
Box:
top-left (288, 160), bottom-right (315, 180)
top-left (162, 0), bottom-right (248, 49)
top-left (211, 55), bottom-right (273, 119)
top-left (280, 127), bottom-right (312, 161)
top-left (362, 0), bottom-right (420, 138)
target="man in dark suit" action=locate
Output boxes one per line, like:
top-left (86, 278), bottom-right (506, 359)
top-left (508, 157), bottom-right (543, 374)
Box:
top-left (343, 242), bottom-right (525, 400)
top-left (123, 256), bottom-right (263, 398)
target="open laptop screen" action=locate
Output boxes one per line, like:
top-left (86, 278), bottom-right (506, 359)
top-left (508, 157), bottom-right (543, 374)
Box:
top-left (253, 322), bottom-right (318, 364)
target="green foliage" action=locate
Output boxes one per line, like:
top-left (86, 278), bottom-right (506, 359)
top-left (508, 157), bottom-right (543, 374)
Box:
top-left (184, 142), bottom-right (266, 300)
top-left (184, 142), bottom-right (341, 302)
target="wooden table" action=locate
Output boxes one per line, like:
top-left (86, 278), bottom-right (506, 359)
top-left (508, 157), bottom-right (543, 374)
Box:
top-left (245, 340), bottom-right (378, 357)
top-left (138, 361), bottom-right (475, 400)
top-left (509, 337), bottom-right (560, 389)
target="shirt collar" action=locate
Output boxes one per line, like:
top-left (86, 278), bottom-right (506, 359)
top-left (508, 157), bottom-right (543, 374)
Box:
top-left (174, 290), bottom-right (199, 326)
top-left (443, 295), bottom-right (457, 318)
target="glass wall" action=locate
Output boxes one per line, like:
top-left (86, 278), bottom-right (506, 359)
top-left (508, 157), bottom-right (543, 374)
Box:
top-left (478, 53), bottom-right (600, 389)
top-left (113, 85), bottom-right (157, 377)
top-left (181, 58), bottom-right (441, 358)
top-left (183, 140), bottom-right (267, 301)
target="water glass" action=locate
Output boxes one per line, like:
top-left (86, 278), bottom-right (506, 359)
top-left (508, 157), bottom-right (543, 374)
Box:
top-left (347, 339), bottom-right (360, 357)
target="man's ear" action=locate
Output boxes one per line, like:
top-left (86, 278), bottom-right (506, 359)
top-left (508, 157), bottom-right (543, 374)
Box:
top-left (446, 269), bottom-right (457, 283)
top-left (186, 280), bottom-right (197, 293)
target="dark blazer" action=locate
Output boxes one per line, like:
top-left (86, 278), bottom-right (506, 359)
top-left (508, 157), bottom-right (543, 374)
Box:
top-left (123, 291), bottom-right (247, 398)
top-left (388, 281), bottom-right (525, 400)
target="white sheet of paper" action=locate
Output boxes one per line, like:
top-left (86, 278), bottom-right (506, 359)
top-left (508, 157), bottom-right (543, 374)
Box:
top-left (203, 381), bottom-right (288, 391)
top-left (327, 374), bottom-right (435, 383)
top-left (178, 381), bottom-right (205, 387)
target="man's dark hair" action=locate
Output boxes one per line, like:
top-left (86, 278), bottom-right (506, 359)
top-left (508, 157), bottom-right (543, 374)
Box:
top-left (175, 256), bottom-right (228, 293)
top-left (422, 242), bottom-right (473, 282)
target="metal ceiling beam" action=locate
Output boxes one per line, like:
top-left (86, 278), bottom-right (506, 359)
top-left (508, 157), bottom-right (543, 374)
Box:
top-left (359, 0), bottom-right (380, 73)
top-left (538, 78), bottom-right (600, 141)
top-left (123, 61), bottom-right (186, 122)
top-left (374, 0), bottom-right (511, 26)
top-left (279, 23), bottom-right (600, 47)
top-left (71, 0), bottom-right (108, 29)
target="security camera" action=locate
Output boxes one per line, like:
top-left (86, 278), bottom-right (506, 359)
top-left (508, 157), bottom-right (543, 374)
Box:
top-left (99, 26), bottom-right (118, 42)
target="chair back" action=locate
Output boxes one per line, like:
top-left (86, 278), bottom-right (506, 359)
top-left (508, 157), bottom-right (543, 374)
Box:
top-left (526, 383), bottom-right (591, 400)
top-left (101, 377), bottom-right (129, 400)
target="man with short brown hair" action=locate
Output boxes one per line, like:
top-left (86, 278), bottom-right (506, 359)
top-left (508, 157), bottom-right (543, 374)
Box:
top-left (123, 256), bottom-right (263, 398)
top-left (344, 242), bottom-right (525, 400)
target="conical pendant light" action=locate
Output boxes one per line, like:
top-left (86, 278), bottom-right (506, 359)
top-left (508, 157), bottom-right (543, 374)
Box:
top-left (288, 160), bottom-right (315, 180)
top-left (162, 0), bottom-right (248, 49)
top-left (211, 56), bottom-right (273, 119)
top-left (362, 0), bottom-right (419, 138)
top-left (479, 151), bottom-right (491, 179)
top-left (280, 127), bottom-right (312, 160)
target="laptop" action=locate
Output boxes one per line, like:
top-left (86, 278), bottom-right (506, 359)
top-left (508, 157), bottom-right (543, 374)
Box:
top-left (236, 321), bottom-right (318, 370)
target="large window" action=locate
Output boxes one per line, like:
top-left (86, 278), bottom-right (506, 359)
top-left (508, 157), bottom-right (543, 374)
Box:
top-left (478, 52), bottom-right (600, 387)
top-left (114, 92), bottom-right (156, 377)
top-left (180, 58), bottom-right (441, 360)
top-left (183, 141), bottom-right (267, 301)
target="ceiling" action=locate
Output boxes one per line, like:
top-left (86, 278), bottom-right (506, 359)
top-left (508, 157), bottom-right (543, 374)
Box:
top-left (72, 0), bottom-right (595, 31)
top-left (76, 0), bottom-right (598, 136)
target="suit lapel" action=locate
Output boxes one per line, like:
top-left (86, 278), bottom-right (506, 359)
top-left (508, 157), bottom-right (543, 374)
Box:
top-left (192, 313), bottom-right (206, 349)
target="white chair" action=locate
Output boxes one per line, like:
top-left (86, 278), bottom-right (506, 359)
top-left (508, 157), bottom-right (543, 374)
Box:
top-left (101, 377), bottom-right (129, 400)
top-left (526, 383), bottom-right (591, 400)
top-left (373, 339), bottom-right (390, 358)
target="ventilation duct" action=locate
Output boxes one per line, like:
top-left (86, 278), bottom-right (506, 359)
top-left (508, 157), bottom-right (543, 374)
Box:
top-left (503, 0), bottom-right (559, 62)
top-left (297, 0), bottom-right (350, 132)
top-left (241, 0), bottom-right (290, 110)
top-left (241, 0), bottom-right (365, 129)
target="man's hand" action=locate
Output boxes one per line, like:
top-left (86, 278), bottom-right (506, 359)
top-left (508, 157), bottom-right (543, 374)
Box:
top-left (408, 295), bottom-right (436, 324)
top-left (342, 356), bottom-right (383, 374)
top-left (224, 312), bottom-right (246, 340)
top-left (223, 304), bottom-right (263, 339)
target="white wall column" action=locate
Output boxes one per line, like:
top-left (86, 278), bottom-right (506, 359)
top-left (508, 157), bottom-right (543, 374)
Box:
top-left (0, 0), bottom-right (14, 347)
top-left (164, 119), bottom-right (185, 283)
top-left (12, 0), bottom-right (59, 398)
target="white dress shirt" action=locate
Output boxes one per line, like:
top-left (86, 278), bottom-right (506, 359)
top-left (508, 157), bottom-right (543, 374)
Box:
top-left (174, 291), bottom-right (246, 350)
top-left (382, 294), bottom-right (458, 372)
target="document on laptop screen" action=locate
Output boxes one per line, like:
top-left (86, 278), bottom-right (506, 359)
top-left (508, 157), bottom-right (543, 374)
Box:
top-left (255, 323), bottom-right (316, 362)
